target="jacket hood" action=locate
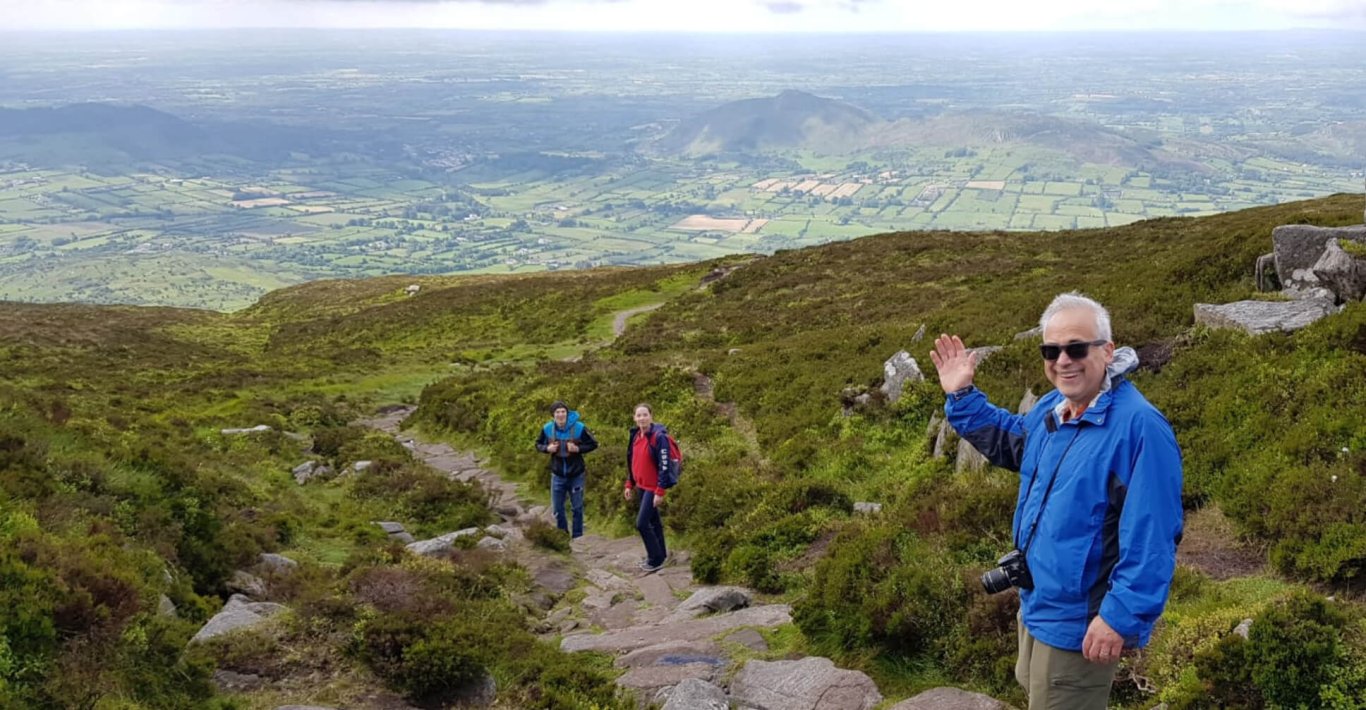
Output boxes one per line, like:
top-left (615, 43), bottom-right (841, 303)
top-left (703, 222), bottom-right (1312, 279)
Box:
top-left (1103, 347), bottom-right (1140, 392)
top-left (553, 411), bottom-right (581, 431)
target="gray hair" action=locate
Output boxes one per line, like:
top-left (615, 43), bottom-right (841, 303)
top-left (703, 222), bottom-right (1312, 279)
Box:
top-left (1039, 292), bottom-right (1112, 342)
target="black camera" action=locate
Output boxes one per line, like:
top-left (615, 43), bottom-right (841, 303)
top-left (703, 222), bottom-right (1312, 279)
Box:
top-left (981, 549), bottom-right (1034, 594)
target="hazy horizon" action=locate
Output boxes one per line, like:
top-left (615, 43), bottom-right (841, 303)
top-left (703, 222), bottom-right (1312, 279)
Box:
top-left (2, 0), bottom-right (1364, 33)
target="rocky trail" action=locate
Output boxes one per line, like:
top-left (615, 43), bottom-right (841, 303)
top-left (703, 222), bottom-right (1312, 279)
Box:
top-left (195, 263), bottom-right (1017, 709)
top-left (346, 408), bottom-right (1013, 710)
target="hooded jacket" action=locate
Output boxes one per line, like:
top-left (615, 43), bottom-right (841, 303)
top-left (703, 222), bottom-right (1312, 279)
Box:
top-left (944, 348), bottom-right (1183, 652)
top-left (535, 410), bottom-right (598, 478)
top-left (625, 423), bottom-right (672, 497)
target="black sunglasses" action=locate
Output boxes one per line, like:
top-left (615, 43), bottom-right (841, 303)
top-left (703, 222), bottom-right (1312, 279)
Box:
top-left (1040, 339), bottom-right (1109, 361)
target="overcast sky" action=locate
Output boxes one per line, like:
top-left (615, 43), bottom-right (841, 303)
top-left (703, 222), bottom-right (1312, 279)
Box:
top-left (3, 0), bottom-right (1365, 32)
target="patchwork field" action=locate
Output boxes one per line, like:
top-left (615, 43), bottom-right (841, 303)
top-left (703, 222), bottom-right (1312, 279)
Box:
top-left (1, 143), bottom-right (1359, 311)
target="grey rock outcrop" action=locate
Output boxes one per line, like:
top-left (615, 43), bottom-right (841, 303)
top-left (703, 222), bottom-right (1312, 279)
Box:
top-left (290, 460), bottom-right (332, 485)
top-left (476, 536), bottom-right (507, 552)
top-left (189, 594), bottom-right (286, 644)
top-left (617, 664), bottom-right (719, 697)
top-left (1313, 239), bottom-right (1366, 302)
top-left (221, 424), bottom-right (272, 435)
top-left (956, 437), bottom-right (989, 473)
top-left (1234, 617), bottom-right (1253, 639)
top-left (1014, 325), bottom-right (1042, 341)
top-left (226, 570), bottom-right (267, 598)
top-left (1271, 224), bottom-right (1366, 294)
top-left (213, 669), bottom-right (265, 692)
top-left (853, 501), bottom-right (882, 515)
top-left (291, 460), bottom-right (319, 484)
top-left (1256, 252), bottom-right (1280, 292)
top-left (1194, 298), bottom-right (1338, 335)
top-left (617, 640), bottom-right (724, 669)
top-left (586, 568), bottom-right (633, 593)
top-left (880, 351), bottom-right (924, 404)
top-left (933, 418), bottom-right (958, 460)
top-left (968, 345), bottom-right (1002, 363)
top-left (659, 678), bottom-right (729, 710)
top-left (1018, 388), bottom-right (1039, 415)
top-left (406, 527), bottom-right (481, 556)
top-left (726, 628), bottom-right (769, 652)
top-left (561, 605), bottom-right (792, 654)
top-left (158, 594), bottom-right (177, 617)
top-left (889, 687), bottom-right (1016, 710)
top-left (668, 586), bottom-right (752, 620)
top-left (257, 553), bottom-right (298, 574)
top-left (730, 656), bottom-right (883, 710)
top-left (374, 520), bottom-right (416, 543)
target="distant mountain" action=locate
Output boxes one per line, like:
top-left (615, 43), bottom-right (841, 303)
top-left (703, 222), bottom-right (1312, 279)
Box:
top-left (656, 90), bottom-right (883, 156)
top-left (867, 111), bottom-right (1192, 169)
top-left (0, 103), bottom-right (397, 168)
top-left (656, 94), bottom-right (1200, 169)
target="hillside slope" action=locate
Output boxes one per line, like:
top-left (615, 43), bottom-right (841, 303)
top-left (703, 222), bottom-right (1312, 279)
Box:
top-left (657, 90), bottom-right (882, 156)
top-left (1, 193), bottom-right (1364, 707)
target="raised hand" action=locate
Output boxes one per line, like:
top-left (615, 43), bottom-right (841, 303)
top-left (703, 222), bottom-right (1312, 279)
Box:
top-left (928, 334), bottom-right (977, 394)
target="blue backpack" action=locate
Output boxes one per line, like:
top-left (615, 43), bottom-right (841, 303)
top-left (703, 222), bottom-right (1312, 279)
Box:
top-left (652, 429), bottom-right (683, 489)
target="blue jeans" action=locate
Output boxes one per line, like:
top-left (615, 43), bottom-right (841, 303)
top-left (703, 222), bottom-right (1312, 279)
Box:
top-left (636, 490), bottom-right (667, 566)
top-left (550, 473), bottom-right (585, 538)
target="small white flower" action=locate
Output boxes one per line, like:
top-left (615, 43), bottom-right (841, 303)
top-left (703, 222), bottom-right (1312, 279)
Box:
top-left (1331, 475), bottom-right (1339, 483)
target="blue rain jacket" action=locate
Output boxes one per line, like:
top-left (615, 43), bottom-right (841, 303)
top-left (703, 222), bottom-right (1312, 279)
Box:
top-left (945, 363), bottom-right (1182, 652)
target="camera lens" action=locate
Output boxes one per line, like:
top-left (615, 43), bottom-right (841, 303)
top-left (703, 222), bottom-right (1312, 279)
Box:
top-left (981, 567), bottom-right (1013, 595)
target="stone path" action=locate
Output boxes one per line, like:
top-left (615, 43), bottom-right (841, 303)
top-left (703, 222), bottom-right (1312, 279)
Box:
top-left (358, 408), bottom-right (809, 705)
top-left (613, 302), bottom-right (666, 337)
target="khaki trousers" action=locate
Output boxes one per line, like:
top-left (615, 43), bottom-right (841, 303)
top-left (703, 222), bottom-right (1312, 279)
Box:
top-left (1016, 614), bottom-right (1119, 710)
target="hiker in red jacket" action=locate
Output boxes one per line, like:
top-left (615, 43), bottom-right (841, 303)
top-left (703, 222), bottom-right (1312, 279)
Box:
top-left (624, 403), bottom-right (674, 574)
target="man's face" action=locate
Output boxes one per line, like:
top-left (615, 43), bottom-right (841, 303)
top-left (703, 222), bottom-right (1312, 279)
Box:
top-left (553, 408), bottom-right (568, 426)
top-left (1042, 308), bottom-right (1114, 407)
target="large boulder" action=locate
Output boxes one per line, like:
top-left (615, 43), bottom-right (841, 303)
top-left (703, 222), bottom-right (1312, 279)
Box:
top-left (405, 527), bottom-right (480, 556)
top-left (617, 640), bottom-right (724, 669)
top-left (880, 351), bottom-right (924, 404)
top-left (561, 605), bottom-right (792, 654)
top-left (1194, 299), bottom-right (1338, 335)
top-left (1018, 388), bottom-right (1039, 415)
top-left (1313, 238), bottom-right (1366, 303)
top-left (617, 664), bottom-right (719, 699)
top-left (659, 678), bottom-right (729, 710)
top-left (932, 418), bottom-right (958, 460)
top-left (226, 570), bottom-right (267, 598)
top-left (257, 553), bottom-right (298, 574)
top-left (955, 437), bottom-right (989, 473)
top-left (673, 586), bottom-right (752, 617)
top-left (189, 594), bottom-right (286, 644)
top-left (1271, 224), bottom-right (1366, 294)
top-left (730, 656), bottom-right (882, 710)
top-left (888, 687), bottom-right (1016, 710)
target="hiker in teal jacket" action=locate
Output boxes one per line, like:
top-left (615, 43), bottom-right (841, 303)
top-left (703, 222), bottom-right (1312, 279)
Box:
top-left (535, 401), bottom-right (598, 538)
top-left (929, 292), bottom-right (1183, 710)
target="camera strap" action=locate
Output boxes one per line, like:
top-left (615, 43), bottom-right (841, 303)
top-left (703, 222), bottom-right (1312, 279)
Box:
top-left (1016, 425), bottom-right (1083, 556)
